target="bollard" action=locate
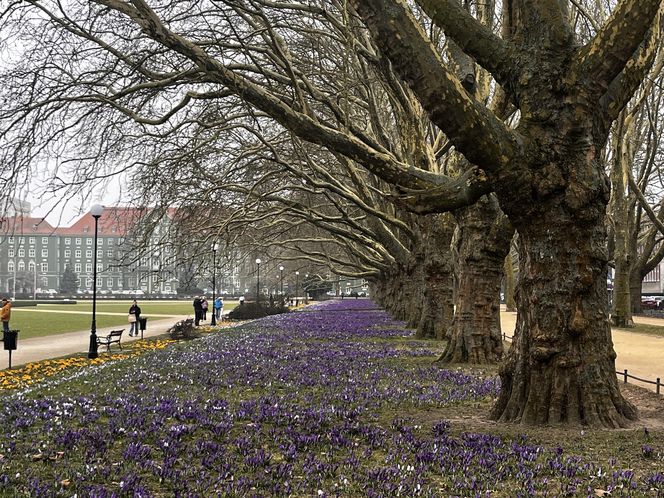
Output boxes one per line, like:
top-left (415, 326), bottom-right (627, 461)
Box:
top-left (624, 369), bottom-right (628, 383)
top-left (657, 378), bottom-right (661, 395)
top-left (3, 329), bottom-right (18, 369)
top-left (139, 317), bottom-right (148, 340)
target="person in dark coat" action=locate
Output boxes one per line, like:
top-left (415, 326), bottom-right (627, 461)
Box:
top-left (193, 296), bottom-right (203, 326)
top-left (128, 300), bottom-right (141, 336)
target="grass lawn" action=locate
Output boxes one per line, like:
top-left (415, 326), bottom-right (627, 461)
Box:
top-left (615, 322), bottom-right (664, 337)
top-left (7, 300), bottom-right (236, 339)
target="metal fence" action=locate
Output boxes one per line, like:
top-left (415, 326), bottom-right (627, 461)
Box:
top-left (502, 332), bottom-right (662, 395)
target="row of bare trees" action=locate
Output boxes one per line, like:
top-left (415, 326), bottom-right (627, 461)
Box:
top-left (1, 1), bottom-right (664, 427)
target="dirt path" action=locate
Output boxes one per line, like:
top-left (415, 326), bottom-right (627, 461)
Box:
top-left (501, 309), bottom-right (664, 393)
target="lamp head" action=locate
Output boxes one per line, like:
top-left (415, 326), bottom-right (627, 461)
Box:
top-left (213, 243), bottom-right (219, 251)
top-left (279, 266), bottom-right (284, 271)
top-left (255, 258), bottom-right (261, 264)
top-left (295, 271), bottom-right (300, 276)
top-left (90, 204), bottom-right (104, 218)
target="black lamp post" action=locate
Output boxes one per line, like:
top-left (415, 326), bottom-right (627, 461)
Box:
top-left (211, 243), bottom-right (219, 326)
top-left (255, 258), bottom-right (261, 304)
top-left (87, 204), bottom-right (104, 359)
top-left (295, 271), bottom-right (300, 305)
top-left (279, 265), bottom-right (284, 296)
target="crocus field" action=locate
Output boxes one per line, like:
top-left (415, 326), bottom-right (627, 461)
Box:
top-left (0, 299), bottom-right (662, 497)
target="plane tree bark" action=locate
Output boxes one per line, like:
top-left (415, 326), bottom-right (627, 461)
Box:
top-left (438, 196), bottom-right (511, 362)
top-left (608, 59), bottom-right (664, 321)
top-left (350, 0), bottom-right (662, 427)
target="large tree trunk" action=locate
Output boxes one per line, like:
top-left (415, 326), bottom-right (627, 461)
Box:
top-left (490, 208), bottom-right (637, 427)
top-left (438, 196), bottom-right (512, 363)
top-left (504, 249), bottom-right (517, 312)
top-left (609, 111), bottom-right (634, 327)
top-left (416, 214), bottom-right (455, 339)
top-left (629, 269), bottom-right (643, 314)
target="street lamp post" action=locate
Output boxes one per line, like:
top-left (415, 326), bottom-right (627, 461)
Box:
top-left (211, 243), bottom-right (219, 326)
top-left (295, 271), bottom-right (300, 306)
top-left (255, 258), bottom-right (261, 304)
top-left (279, 265), bottom-right (284, 296)
top-left (87, 204), bottom-right (104, 359)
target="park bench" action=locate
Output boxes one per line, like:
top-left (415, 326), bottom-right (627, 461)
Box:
top-left (96, 329), bottom-right (124, 352)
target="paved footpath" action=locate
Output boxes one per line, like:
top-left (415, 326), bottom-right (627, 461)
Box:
top-left (501, 309), bottom-right (664, 393)
top-left (0, 315), bottom-right (190, 369)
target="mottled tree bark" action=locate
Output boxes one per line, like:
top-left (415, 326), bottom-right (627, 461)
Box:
top-left (610, 112), bottom-right (635, 327)
top-left (416, 214), bottom-right (455, 339)
top-left (491, 208), bottom-right (636, 426)
top-left (504, 249), bottom-right (517, 312)
top-left (438, 196), bottom-right (512, 363)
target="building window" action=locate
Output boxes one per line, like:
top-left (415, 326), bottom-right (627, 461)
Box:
top-left (28, 262), bottom-right (35, 272)
top-left (107, 278), bottom-right (113, 287)
top-left (86, 250), bottom-right (92, 258)
top-left (41, 249), bottom-right (48, 257)
top-left (8, 249), bottom-right (14, 257)
top-left (41, 263), bottom-right (48, 272)
top-left (107, 249), bottom-right (114, 257)
top-left (75, 263), bottom-right (81, 273)
top-left (75, 250), bottom-right (81, 258)
top-left (41, 277), bottom-right (48, 288)
top-left (65, 238), bottom-right (71, 245)
top-left (42, 237), bottom-right (48, 244)
top-left (644, 267), bottom-right (661, 283)
top-left (8, 236), bottom-right (14, 243)
top-left (97, 263), bottom-right (103, 272)
top-left (18, 248), bottom-right (24, 257)
top-left (86, 263), bottom-right (92, 273)
top-left (97, 249), bottom-right (103, 258)
top-left (29, 237), bottom-right (35, 244)
top-left (28, 248), bottom-right (35, 257)
top-left (7, 261), bottom-right (14, 272)
top-left (76, 238), bottom-right (81, 245)
top-left (18, 237), bottom-right (24, 243)
top-left (86, 238), bottom-right (93, 245)
top-left (98, 238), bottom-right (103, 246)
top-left (107, 238), bottom-right (113, 245)
top-left (18, 261), bottom-right (25, 271)
top-left (64, 249), bottom-right (71, 258)
top-left (97, 277), bottom-right (103, 287)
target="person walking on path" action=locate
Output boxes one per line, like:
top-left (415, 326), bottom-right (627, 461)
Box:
top-left (214, 296), bottom-right (223, 320)
top-left (128, 300), bottom-right (141, 337)
top-left (1, 298), bottom-right (11, 333)
top-left (201, 297), bottom-right (209, 321)
top-left (193, 296), bottom-right (203, 326)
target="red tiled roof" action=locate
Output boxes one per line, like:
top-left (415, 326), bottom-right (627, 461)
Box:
top-left (0, 216), bottom-right (56, 235)
top-left (56, 207), bottom-right (148, 237)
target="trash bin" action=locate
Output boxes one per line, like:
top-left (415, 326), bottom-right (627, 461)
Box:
top-left (3, 330), bottom-right (18, 351)
top-left (139, 317), bottom-right (148, 332)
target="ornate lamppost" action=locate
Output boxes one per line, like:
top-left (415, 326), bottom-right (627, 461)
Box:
top-left (87, 204), bottom-right (104, 359)
top-left (255, 258), bottom-right (261, 304)
top-left (211, 242), bottom-right (219, 325)
top-left (295, 271), bottom-right (300, 305)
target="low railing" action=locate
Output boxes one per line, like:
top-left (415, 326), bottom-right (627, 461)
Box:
top-left (618, 369), bottom-right (661, 395)
top-left (501, 332), bottom-right (662, 395)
